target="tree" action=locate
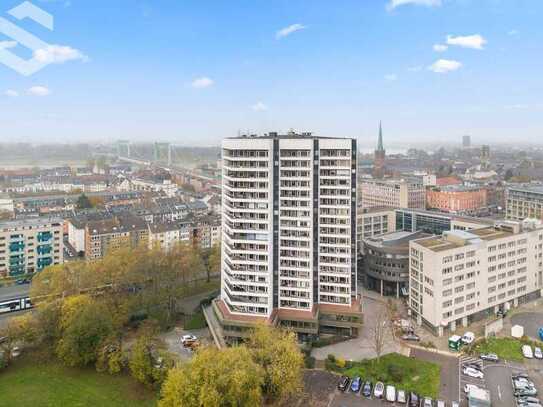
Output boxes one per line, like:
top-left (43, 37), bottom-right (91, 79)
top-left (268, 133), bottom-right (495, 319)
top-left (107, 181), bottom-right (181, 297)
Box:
top-left (76, 193), bottom-right (93, 209)
top-left (56, 295), bottom-right (115, 367)
top-left (0, 314), bottom-right (36, 366)
top-left (205, 242), bottom-right (221, 282)
top-left (129, 333), bottom-right (156, 386)
top-left (158, 346), bottom-right (263, 407)
top-left (246, 325), bottom-right (304, 403)
top-left (371, 308), bottom-right (390, 363)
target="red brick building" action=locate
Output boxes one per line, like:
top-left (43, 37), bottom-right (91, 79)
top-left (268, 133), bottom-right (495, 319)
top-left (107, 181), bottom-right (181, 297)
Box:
top-left (426, 186), bottom-right (488, 215)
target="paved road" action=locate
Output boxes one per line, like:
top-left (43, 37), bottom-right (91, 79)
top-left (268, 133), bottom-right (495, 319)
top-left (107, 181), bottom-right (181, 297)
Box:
top-left (511, 312), bottom-right (543, 339)
top-left (0, 284), bottom-right (30, 302)
top-left (331, 389), bottom-right (394, 407)
top-left (311, 295), bottom-right (400, 361)
top-left (411, 348), bottom-right (460, 403)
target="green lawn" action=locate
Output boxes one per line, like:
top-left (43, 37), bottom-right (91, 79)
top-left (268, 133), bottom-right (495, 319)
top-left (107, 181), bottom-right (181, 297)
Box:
top-left (469, 337), bottom-right (531, 362)
top-left (184, 311), bottom-right (207, 330)
top-left (341, 353), bottom-right (440, 399)
top-left (0, 354), bottom-right (158, 407)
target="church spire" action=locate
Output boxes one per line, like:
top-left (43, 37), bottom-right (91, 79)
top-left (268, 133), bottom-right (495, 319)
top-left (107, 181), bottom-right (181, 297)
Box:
top-left (377, 121), bottom-right (384, 151)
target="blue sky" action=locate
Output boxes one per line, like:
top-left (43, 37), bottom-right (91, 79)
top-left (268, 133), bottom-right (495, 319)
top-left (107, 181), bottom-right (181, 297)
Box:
top-left (0, 0), bottom-right (541, 147)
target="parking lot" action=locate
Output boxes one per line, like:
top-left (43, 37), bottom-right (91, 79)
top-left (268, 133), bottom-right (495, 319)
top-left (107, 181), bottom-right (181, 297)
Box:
top-left (511, 312), bottom-right (543, 339)
top-left (457, 353), bottom-right (540, 407)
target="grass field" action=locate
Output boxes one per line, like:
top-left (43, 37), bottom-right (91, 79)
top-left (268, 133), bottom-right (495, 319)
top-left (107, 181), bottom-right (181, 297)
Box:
top-left (0, 354), bottom-right (158, 407)
top-left (340, 353), bottom-right (440, 398)
top-left (468, 337), bottom-right (533, 362)
top-left (184, 311), bottom-right (207, 330)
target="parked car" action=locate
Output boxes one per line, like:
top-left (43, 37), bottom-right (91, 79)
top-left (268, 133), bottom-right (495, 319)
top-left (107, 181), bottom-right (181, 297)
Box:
top-left (401, 333), bottom-right (421, 341)
top-left (518, 402), bottom-right (542, 407)
top-left (362, 381), bottom-right (372, 397)
top-left (181, 334), bottom-right (198, 346)
top-left (480, 353), bottom-right (499, 362)
top-left (385, 385), bottom-right (396, 402)
top-left (436, 400), bottom-right (445, 407)
top-left (461, 331), bottom-right (475, 344)
top-left (515, 388), bottom-right (538, 397)
top-left (523, 345), bottom-right (534, 359)
top-left (497, 308), bottom-right (508, 318)
top-left (397, 389), bottom-right (406, 403)
top-left (374, 381), bottom-right (385, 398)
top-left (464, 384), bottom-right (480, 394)
top-left (518, 397), bottom-right (541, 404)
top-left (350, 377), bottom-right (361, 393)
top-left (514, 373), bottom-right (530, 379)
top-left (539, 327), bottom-right (543, 341)
top-left (463, 367), bottom-right (484, 379)
top-left (451, 402), bottom-right (460, 407)
top-left (338, 376), bottom-right (350, 391)
top-left (535, 347), bottom-right (543, 359)
top-left (408, 392), bottom-right (420, 407)
top-left (463, 362), bottom-right (482, 371)
top-left (422, 397), bottom-right (433, 407)
top-left (11, 346), bottom-right (21, 358)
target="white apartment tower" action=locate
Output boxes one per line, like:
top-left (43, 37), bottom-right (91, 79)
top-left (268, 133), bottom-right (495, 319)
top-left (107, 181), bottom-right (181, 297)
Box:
top-left (217, 132), bottom-right (362, 341)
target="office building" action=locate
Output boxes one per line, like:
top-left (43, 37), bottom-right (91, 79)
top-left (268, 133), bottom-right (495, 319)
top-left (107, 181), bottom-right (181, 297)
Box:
top-left (395, 208), bottom-right (492, 236)
top-left (363, 230), bottom-right (428, 297)
top-left (360, 178), bottom-right (426, 210)
top-left (0, 218), bottom-right (63, 277)
top-left (409, 221), bottom-right (543, 336)
top-left (463, 135), bottom-right (471, 148)
top-left (357, 207), bottom-right (396, 252)
top-left (214, 132), bottom-right (361, 343)
top-left (506, 186), bottom-right (543, 221)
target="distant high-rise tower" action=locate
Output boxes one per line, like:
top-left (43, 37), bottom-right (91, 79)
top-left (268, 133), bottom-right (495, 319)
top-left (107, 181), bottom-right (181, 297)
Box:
top-left (481, 145), bottom-right (490, 170)
top-left (462, 135), bottom-right (471, 148)
top-left (373, 121), bottom-right (386, 178)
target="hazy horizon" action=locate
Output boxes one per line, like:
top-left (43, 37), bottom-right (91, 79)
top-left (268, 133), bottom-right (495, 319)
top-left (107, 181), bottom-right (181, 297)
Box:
top-left (0, 0), bottom-right (541, 145)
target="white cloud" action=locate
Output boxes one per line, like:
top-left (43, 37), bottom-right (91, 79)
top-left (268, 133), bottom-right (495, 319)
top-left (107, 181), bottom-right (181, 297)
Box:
top-left (27, 86), bottom-right (51, 96)
top-left (33, 44), bottom-right (88, 64)
top-left (387, 0), bottom-right (441, 11)
top-left (0, 40), bottom-right (17, 49)
top-left (446, 34), bottom-right (487, 50)
top-left (508, 29), bottom-right (519, 36)
top-left (428, 59), bottom-right (462, 73)
top-left (191, 77), bottom-right (214, 89)
top-left (4, 89), bottom-right (19, 97)
top-left (408, 65), bottom-right (423, 72)
top-left (433, 44), bottom-right (448, 52)
top-left (276, 23), bottom-right (306, 39)
top-left (384, 74), bottom-right (398, 81)
top-left (251, 101), bottom-right (268, 112)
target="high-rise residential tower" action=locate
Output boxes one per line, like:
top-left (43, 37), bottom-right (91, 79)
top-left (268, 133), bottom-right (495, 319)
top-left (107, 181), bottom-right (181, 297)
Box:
top-left (212, 131), bottom-right (362, 343)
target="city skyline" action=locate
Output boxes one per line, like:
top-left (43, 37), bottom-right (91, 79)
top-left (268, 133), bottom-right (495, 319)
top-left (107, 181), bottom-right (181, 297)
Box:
top-left (0, 0), bottom-right (541, 145)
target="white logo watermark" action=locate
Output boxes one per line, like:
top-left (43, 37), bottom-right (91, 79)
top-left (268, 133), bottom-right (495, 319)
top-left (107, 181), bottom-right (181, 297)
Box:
top-left (0, 1), bottom-right (54, 76)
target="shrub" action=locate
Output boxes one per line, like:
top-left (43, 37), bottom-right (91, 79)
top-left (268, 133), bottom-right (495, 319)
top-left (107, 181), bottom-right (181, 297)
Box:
top-left (304, 356), bottom-right (316, 369)
top-left (336, 358), bottom-right (346, 369)
top-left (327, 354), bottom-right (336, 363)
top-left (388, 364), bottom-right (403, 382)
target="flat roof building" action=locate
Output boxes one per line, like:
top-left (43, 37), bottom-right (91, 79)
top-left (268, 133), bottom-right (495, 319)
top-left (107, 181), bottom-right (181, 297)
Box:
top-left (360, 178), bottom-right (425, 210)
top-left (409, 221), bottom-right (543, 336)
top-left (0, 218), bottom-right (63, 277)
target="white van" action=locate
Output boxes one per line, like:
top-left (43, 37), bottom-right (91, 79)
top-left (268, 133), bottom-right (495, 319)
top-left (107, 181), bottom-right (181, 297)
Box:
top-left (522, 345), bottom-right (534, 359)
top-left (462, 331), bottom-right (475, 344)
top-left (386, 385), bottom-right (396, 402)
